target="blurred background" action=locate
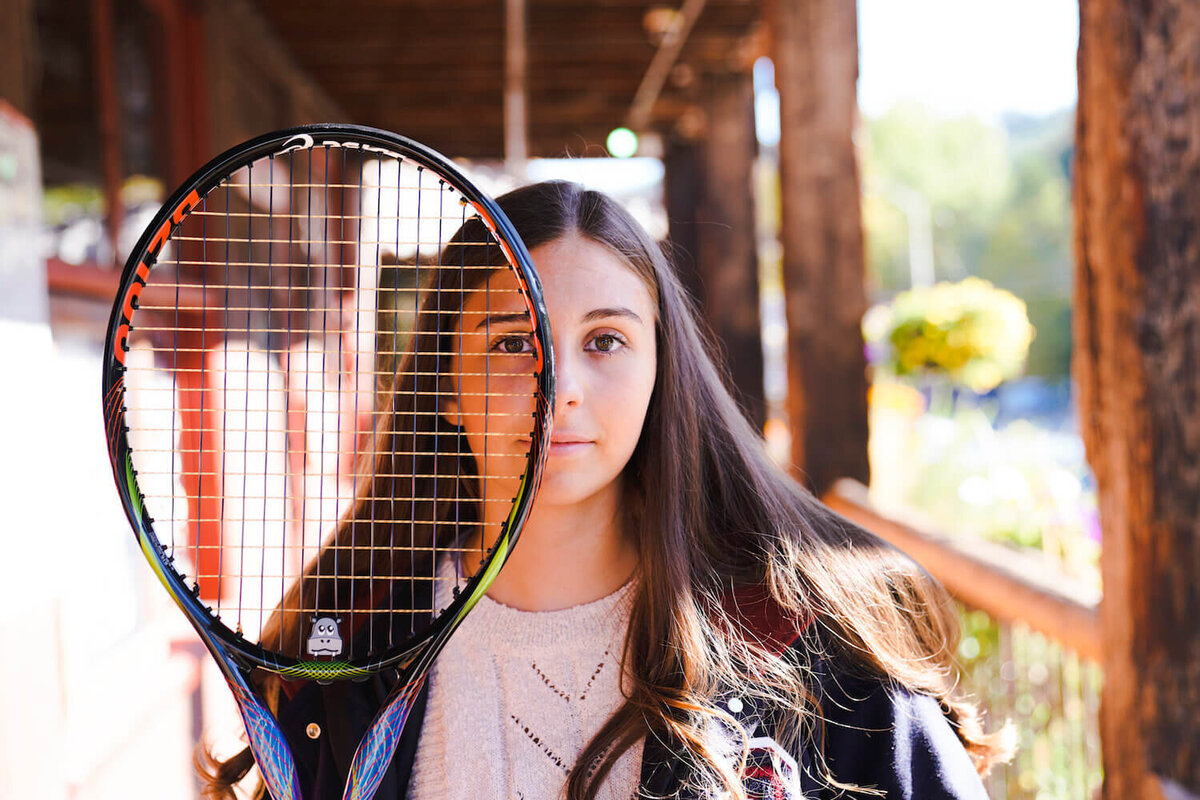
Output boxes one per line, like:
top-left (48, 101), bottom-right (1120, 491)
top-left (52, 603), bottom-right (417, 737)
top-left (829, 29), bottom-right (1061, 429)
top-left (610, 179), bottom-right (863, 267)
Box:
top-left (1, 0), bottom-right (1194, 798)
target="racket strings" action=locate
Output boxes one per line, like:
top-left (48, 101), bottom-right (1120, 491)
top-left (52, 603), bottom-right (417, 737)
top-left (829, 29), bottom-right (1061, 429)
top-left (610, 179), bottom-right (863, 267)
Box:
top-left (122, 145), bottom-right (539, 662)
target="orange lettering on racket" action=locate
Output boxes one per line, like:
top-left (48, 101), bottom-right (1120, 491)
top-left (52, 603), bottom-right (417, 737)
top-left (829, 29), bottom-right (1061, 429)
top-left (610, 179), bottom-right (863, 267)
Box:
top-left (148, 190), bottom-right (200, 258)
top-left (116, 190), bottom-right (200, 364)
top-left (113, 263), bottom-right (149, 365)
top-left (173, 190), bottom-right (200, 224)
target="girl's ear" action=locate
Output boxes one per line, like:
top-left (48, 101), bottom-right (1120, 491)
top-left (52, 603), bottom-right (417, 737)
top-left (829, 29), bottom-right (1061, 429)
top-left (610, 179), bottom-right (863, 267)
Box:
top-left (439, 375), bottom-right (462, 427)
top-left (440, 396), bottom-right (462, 428)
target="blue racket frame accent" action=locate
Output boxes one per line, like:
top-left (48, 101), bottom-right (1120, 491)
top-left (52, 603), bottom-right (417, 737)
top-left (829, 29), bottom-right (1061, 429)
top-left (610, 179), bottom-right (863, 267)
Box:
top-left (342, 677), bottom-right (426, 800)
top-left (227, 671), bottom-right (304, 800)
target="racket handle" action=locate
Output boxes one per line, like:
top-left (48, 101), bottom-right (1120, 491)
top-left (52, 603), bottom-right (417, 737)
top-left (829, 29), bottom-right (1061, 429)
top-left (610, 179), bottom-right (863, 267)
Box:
top-left (342, 675), bottom-right (427, 800)
top-left (227, 677), bottom-right (303, 800)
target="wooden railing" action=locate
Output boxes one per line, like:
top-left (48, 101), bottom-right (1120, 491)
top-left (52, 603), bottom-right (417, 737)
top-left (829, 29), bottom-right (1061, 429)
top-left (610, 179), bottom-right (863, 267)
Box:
top-left (823, 478), bottom-right (1101, 661)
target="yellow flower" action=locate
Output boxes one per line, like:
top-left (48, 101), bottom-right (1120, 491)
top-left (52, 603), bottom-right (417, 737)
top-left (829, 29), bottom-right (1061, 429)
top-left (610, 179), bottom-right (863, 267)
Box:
top-left (863, 278), bottom-right (1035, 393)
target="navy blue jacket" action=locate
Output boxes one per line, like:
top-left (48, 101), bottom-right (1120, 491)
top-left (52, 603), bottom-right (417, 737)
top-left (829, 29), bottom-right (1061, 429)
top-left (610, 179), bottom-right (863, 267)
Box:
top-left (271, 621), bottom-right (989, 799)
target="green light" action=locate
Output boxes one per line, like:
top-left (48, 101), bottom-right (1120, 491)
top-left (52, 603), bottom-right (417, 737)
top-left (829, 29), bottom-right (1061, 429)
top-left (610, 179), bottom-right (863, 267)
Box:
top-left (606, 127), bottom-right (639, 158)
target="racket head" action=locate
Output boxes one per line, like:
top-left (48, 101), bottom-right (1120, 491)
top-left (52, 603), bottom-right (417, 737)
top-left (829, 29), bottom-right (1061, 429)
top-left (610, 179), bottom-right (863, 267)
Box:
top-left (102, 124), bottom-right (554, 679)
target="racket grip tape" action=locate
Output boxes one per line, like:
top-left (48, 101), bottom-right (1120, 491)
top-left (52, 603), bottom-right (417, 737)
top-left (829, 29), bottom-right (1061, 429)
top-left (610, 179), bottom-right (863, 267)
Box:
top-left (342, 675), bottom-right (428, 800)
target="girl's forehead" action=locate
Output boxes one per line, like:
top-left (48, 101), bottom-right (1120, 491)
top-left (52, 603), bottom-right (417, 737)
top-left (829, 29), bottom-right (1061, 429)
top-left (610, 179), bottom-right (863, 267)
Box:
top-left (480, 267), bottom-right (522, 294)
top-left (459, 234), bottom-right (656, 321)
top-left (459, 268), bottom-right (528, 316)
top-left (531, 234), bottom-right (657, 318)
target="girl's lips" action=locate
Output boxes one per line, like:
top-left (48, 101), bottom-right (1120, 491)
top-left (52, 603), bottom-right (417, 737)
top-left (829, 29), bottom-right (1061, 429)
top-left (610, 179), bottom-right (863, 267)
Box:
top-left (515, 436), bottom-right (594, 454)
top-left (548, 439), bottom-right (594, 455)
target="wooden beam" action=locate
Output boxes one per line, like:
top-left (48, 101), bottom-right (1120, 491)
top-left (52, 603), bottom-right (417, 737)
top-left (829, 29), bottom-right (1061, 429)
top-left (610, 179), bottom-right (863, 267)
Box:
top-left (1075, 1), bottom-right (1200, 797)
top-left (627, 0), bottom-right (707, 131)
top-left (256, 3), bottom-right (753, 43)
top-left (767, 0), bottom-right (868, 494)
top-left (297, 34), bottom-right (744, 64)
top-left (504, 0), bottom-right (528, 169)
top-left (46, 257), bottom-right (215, 307)
top-left (243, 0), bottom-right (759, 161)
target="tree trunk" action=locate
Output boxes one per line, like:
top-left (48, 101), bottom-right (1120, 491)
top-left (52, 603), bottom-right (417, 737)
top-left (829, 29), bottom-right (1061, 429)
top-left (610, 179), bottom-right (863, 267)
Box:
top-left (767, 0), bottom-right (869, 494)
top-left (1075, 2), bottom-right (1200, 798)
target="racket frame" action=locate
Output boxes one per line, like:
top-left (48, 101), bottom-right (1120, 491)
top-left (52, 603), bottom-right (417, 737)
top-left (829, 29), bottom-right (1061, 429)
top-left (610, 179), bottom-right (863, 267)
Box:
top-left (102, 124), bottom-right (554, 799)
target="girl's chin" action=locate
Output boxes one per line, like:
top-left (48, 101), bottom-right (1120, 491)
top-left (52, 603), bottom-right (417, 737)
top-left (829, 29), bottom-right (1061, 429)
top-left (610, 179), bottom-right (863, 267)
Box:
top-left (530, 474), bottom-right (621, 510)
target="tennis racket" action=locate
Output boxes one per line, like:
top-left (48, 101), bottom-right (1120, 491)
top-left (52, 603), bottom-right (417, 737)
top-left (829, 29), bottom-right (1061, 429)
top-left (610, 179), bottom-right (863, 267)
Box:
top-left (102, 124), bottom-right (554, 800)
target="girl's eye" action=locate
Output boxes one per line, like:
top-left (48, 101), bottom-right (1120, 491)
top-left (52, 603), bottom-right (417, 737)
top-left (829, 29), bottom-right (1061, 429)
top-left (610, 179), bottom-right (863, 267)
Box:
top-left (492, 335), bottom-right (532, 354)
top-left (589, 333), bottom-right (624, 353)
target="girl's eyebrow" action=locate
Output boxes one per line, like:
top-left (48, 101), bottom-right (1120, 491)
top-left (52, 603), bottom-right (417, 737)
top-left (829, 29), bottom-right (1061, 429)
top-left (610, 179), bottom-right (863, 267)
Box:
top-left (582, 307), bottom-right (644, 325)
top-left (474, 311), bottom-right (530, 330)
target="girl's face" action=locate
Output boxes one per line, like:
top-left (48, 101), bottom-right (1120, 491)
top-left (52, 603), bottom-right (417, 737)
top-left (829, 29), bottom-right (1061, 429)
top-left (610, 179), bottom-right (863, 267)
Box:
top-left (449, 232), bottom-right (658, 515)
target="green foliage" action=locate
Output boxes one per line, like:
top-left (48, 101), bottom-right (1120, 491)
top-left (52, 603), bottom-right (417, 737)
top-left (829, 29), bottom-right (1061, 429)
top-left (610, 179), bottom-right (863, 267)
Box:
top-left (863, 278), bottom-right (1035, 393)
top-left (861, 104), bottom-right (1075, 379)
top-left (41, 175), bottom-right (164, 226)
top-left (863, 102), bottom-right (1012, 215)
top-left (42, 184), bottom-right (103, 227)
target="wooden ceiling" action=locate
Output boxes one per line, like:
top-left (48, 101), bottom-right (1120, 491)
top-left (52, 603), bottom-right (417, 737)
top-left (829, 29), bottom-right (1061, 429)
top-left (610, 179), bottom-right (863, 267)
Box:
top-left (250, 0), bottom-right (764, 159)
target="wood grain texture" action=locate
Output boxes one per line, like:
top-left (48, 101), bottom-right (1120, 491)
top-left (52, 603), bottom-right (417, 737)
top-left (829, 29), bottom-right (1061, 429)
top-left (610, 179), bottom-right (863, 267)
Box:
top-left (699, 72), bottom-right (765, 430)
top-left (767, 0), bottom-right (868, 494)
top-left (248, 0), bottom-right (760, 158)
top-left (664, 76), bottom-right (766, 430)
top-left (0, 0), bottom-right (36, 119)
top-left (1075, 1), bottom-right (1200, 796)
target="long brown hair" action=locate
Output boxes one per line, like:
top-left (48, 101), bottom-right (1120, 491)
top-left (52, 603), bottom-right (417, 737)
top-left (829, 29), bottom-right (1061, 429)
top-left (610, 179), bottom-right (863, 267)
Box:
top-left (201, 180), bottom-right (1010, 798)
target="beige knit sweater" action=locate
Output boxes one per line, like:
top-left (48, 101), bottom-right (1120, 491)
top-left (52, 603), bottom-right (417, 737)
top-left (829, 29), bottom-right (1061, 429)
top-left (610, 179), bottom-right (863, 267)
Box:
top-left (408, 560), bottom-right (641, 800)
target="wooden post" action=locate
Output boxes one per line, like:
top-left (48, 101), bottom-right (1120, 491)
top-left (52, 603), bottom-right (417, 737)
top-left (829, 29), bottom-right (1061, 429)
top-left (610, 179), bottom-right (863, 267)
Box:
top-left (0, 0), bottom-right (36, 119)
top-left (1076, 2), bottom-right (1200, 798)
top-left (767, 0), bottom-right (869, 494)
top-left (664, 137), bottom-right (705, 306)
top-left (178, 0), bottom-right (209, 173)
top-left (91, 0), bottom-right (124, 270)
top-left (663, 77), bottom-right (767, 433)
top-left (141, 0), bottom-right (200, 186)
top-left (699, 72), bottom-right (765, 430)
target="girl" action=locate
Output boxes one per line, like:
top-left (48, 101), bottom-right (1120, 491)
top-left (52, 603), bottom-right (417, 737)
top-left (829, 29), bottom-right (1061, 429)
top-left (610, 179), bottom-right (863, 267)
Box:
top-left (203, 180), bottom-right (1008, 799)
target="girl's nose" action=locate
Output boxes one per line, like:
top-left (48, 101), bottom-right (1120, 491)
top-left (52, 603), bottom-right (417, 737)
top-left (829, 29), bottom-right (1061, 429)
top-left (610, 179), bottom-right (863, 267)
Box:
top-left (554, 349), bottom-right (583, 411)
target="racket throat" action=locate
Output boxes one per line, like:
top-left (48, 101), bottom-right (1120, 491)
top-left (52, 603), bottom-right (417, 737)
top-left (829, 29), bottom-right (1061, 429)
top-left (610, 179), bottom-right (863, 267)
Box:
top-left (342, 674), bottom-right (428, 800)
